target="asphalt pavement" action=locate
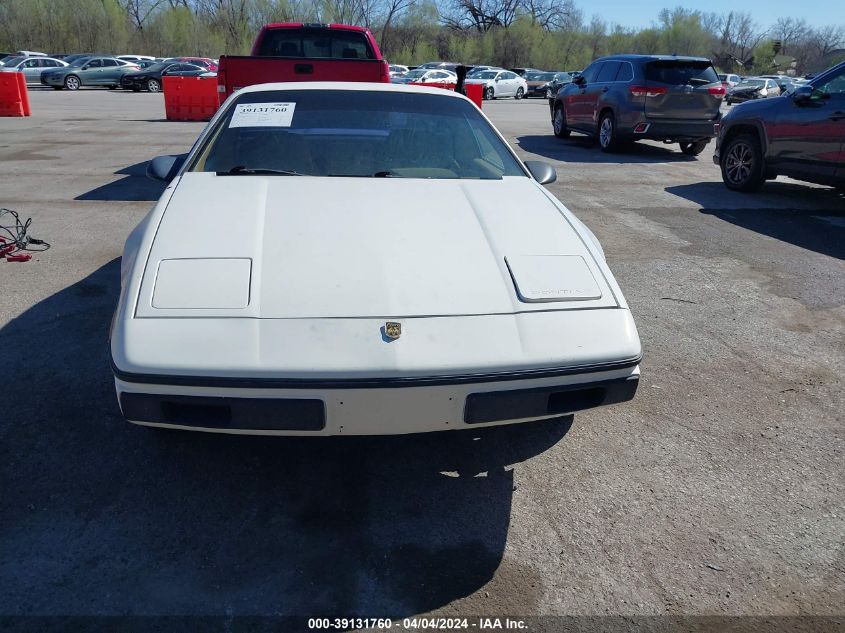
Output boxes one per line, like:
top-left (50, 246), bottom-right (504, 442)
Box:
top-left (0, 88), bottom-right (843, 629)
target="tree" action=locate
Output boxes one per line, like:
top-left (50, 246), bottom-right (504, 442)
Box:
top-left (773, 17), bottom-right (808, 55)
top-left (120, 0), bottom-right (167, 30)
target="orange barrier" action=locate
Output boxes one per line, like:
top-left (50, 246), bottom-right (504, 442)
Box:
top-left (0, 72), bottom-right (31, 117)
top-left (463, 83), bottom-right (483, 109)
top-left (162, 76), bottom-right (220, 122)
top-left (18, 73), bottom-right (31, 116)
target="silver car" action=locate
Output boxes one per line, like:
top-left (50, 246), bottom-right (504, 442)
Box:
top-left (0, 55), bottom-right (68, 83)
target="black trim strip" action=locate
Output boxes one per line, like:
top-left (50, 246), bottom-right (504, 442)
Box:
top-left (111, 356), bottom-right (641, 390)
top-left (120, 392), bottom-right (326, 430)
top-left (464, 376), bottom-right (639, 424)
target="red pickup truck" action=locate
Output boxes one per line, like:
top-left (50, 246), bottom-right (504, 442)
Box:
top-left (217, 23), bottom-right (390, 99)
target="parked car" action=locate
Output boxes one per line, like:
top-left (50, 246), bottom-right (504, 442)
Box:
top-left (715, 60), bottom-right (845, 191)
top-left (725, 77), bottom-right (781, 104)
top-left (388, 64), bottom-right (408, 77)
top-left (465, 69), bottom-right (528, 100)
top-left (550, 55), bottom-right (725, 154)
top-left (758, 74), bottom-right (799, 94)
top-left (391, 68), bottom-right (455, 85)
top-left (467, 65), bottom-right (501, 75)
top-left (40, 56), bottom-right (136, 90)
top-left (416, 61), bottom-right (454, 69)
top-left (117, 55), bottom-right (156, 62)
top-left (173, 56), bottom-right (218, 72)
top-left (112, 82), bottom-right (641, 435)
top-left (718, 73), bottom-right (741, 88)
top-left (0, 55), bottom-right (67, 83)
top-left (510, 67), bottom-right (542, 77)
top-left (120, 62), bottom-right (207, 92)
top-left (59, 53), bottom-right (104, 65)
top-left (526, 71), bottom-right (571, 98)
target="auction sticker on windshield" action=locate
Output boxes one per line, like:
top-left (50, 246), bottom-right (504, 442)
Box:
top-left (230, 103), bottom-right (296, 128)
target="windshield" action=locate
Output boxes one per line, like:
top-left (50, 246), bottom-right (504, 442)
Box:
top-left (68, 57), bottom-right (92, 68)
top-left (190, 90), bottom-right (525, 180)
top-left (473, 71), bottom-right (498, 80)
top-left (2, 56), bottom-right (23, 67)
top-left (737, 79), bottom-right (764, 87)
top-left (404, 69), bottom-right (427, 79)
top-left (257, 29), bottom-right (375, 59)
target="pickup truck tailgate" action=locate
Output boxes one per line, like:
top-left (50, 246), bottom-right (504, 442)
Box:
top-left (218, 56), bottom-right (388, 97)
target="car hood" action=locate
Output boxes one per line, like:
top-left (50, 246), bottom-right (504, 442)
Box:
top-left (725, 95), bottom-right (783, 118)
top-left (134, 174), bottom-right (618, 319)
top-left (123, 71), bottom-right (153, 79)
top-left (465, 78), bottom-right (493, 85)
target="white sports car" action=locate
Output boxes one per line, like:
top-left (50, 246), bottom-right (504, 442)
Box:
top-left (111, 82), bottom-right (641, 435)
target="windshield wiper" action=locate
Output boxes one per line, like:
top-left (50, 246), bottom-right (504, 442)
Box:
top-left (325, 171), bottom-right (398, 178)
top-left (217, 166), bottom-right (303, 176)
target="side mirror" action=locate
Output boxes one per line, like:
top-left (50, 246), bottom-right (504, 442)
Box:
top-left (573, 75), bottom-right (586, 86)
top-left (147, 154), bottom-right (186, 182)
top-left (792, 85), bottom-right (814, 104)
top-left (524, 160), bottom-right (557, 185)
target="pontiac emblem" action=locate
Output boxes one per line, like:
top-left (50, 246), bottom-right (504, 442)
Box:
top-left (384, 321), bottom-right (402, 340)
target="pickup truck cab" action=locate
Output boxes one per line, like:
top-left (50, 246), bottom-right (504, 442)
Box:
top-left (217, 23), bottom-right (389, 99)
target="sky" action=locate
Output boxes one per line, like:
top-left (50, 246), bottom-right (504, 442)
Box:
top-left (597, 0), bottom-right (845, 32)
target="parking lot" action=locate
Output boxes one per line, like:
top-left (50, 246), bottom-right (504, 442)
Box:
top-left (1, 89), bottom-right (843, 625)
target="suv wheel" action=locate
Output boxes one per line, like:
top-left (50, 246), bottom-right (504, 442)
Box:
top-left (679, 140), bottom-right (709, 156)
top-left (553, 105), bottom-right (571, 138)
top-left (598, 112), bottom-right (619, 152)
top-left (720, 133), bottom-right (765, 192)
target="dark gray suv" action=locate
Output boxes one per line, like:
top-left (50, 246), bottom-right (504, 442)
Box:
top-left (550, 55), bottom-right (725, 154)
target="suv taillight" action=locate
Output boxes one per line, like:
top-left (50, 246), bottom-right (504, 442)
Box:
top-left (379, 60), bottom-right (390, 83)
top-left (630, 85), bottom-right (667, 98)
top-left (708, 85), bottom-right (726, 98)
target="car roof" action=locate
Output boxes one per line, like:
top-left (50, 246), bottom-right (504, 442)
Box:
top-left (595, 54), bottom-right (712, 63)
top-left (229, 81), bottom-right (468, 100)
